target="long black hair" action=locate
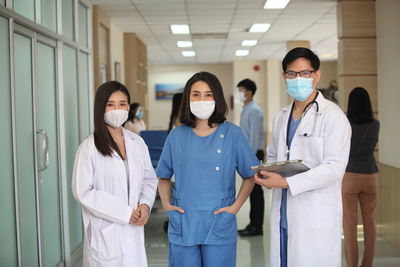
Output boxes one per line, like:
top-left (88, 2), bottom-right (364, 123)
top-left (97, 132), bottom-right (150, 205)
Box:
top-left (347, 87), bottom-right (374, 124)
top-left (168, 93), bottom-right (183, 133)
top-left (180, 71), bottom-right (228, 128)
top-left (94, 81), bottom-right (130, 158)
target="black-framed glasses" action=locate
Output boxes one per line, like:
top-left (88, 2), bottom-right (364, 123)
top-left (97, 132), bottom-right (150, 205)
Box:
top-left (284, 70), bottom-right (315, 79)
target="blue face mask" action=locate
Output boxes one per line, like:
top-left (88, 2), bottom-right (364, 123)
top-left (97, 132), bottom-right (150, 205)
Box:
top-left (136, 111), bottom-right (144, 120)
top-left (286, 77), bottom-right (314, 101)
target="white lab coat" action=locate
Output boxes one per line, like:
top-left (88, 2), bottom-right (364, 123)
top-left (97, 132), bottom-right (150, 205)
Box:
top-left (72, 128), bottom-right (158, 267)
top-left (267, 93), bottom-right (351, 267)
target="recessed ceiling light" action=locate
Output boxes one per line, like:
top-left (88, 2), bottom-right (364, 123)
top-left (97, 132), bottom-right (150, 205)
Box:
top-left (249, 23), bottom-right (271, 33)
top-left (235, 50), bottom-right (249, 56)
top-left (264, 0), bottom-right (291, 9)
top-left (241, 40), bottom-right (258, 46)
top-left (177, 41), bottom-right (193, 48)
top-left (182, 51), bottom-right (196, 57)
top-left (320, 53), bottom-right (335, 59)
top-left (170, 24), bottom-right (190, 34)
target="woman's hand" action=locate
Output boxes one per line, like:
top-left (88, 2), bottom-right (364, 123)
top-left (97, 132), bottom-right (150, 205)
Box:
top-left (164, 204), bottom-right (185, 214)
top-left (129, 204), bottom-right (150, 226)
top-left (214, 204), bottom-right (239, 215)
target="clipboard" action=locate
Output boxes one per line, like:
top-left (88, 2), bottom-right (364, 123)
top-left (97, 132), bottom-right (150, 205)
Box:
top-left (251, 159), bottom-right (310, 177)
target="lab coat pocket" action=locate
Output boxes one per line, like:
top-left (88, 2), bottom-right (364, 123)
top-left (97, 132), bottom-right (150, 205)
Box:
top-left (167, 210), bottom-right (182, 236)
top-left (296, 136), bottom-right (324, 168)
top-left (213, 212), bottom-right (236, 240)
top-left (90, 223), bottom-right (123, 260)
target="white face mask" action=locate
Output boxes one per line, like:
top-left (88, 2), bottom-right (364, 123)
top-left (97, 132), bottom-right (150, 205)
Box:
top-left (104, 109), bottom-right (129, 128)
top-left (190, 101), bottom-right (215, 120)
top-left (238, 91), bottom-right (246, 103)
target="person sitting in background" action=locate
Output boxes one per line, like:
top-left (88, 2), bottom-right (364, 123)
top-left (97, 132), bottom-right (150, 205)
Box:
top-left (124, 102), bottom-right (146, 134)
top-left (168, 93), bottom-right (183, 133)
top-left (342, 87), bottom-right (380, 267)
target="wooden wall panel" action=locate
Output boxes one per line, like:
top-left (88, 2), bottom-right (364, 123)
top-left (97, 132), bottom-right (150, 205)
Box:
top-left (337, 1), bottom-right (376, 38)
top-left (377, 163), bottom-right (400, 249)
top-left (93, 5), bottom-right (111, 89)
top-left (338, 38), bottom-right (377, 76)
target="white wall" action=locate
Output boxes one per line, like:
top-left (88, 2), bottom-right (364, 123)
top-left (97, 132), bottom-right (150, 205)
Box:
top-left (319, 60), bottom-right (337, 89)
top-left (232, 60), bottom-right (267, 129)
top-left (110, 21), bottom-right (124, 83)
top-left (376, 0), bottom-right (400, 168)
top-left (265, 60), bottom-right (286, 140)
top-left (147, 63), bottom-right (233, 129)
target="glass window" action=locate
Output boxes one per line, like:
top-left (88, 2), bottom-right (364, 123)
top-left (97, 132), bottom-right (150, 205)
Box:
top-left (14, 0), bottom-right (35, 21)
top-left (14, 32), bottom-right (40, 267)
top-left (62, 0), bottom-right (74, 40)
top-left (78, 3), bottom-right (88, 47)
top-left (62, 45), bottom-right (83, 252)
top-left (41, 0), bottom-right (57, 32)
top-left (0, 16), bottom-right (18, 267)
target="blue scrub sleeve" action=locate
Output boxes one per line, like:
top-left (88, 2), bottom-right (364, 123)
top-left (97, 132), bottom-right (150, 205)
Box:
top-left (156, 134), bottom-right (174, 179)
top-left (235, 128), bottom-right (259, 179)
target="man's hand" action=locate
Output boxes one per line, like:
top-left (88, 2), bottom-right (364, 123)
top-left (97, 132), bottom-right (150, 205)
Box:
top-left (255, 171), bottom-right (288, 189)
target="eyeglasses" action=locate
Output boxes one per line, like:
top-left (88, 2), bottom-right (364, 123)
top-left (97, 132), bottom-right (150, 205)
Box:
top-left (284, 70), bottom-right (315, 79)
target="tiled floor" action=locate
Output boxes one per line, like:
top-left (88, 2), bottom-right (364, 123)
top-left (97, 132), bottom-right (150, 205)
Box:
top-left (145, 178), bottom-right (400, 267)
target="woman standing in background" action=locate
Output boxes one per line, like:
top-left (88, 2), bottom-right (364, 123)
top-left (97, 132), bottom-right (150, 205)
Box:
top-left (342, 87), bottom-right (380, 267)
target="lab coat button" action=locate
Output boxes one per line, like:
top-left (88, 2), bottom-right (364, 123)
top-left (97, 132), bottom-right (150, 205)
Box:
top-left (217, 149), bottom-right (222, 153)
top-left (220, 134), bottom-right (224, 138)
top-left (215, 167), bottom-right (220, 171)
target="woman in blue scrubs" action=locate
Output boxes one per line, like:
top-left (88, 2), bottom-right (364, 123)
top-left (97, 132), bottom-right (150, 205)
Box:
top-left (157, 71), bottom-right (259, 267)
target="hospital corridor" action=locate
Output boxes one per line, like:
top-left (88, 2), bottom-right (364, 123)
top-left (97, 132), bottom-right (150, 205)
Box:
top-left (1, 0), bottom-right (400, 267)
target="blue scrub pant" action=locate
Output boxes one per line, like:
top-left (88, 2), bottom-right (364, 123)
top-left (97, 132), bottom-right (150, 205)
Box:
top-left (169, 243), bottom-right (236, 267)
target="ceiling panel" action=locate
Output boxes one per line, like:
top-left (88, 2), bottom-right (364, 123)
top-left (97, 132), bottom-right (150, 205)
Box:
top-left (93, 0), bottom-right (339, 65)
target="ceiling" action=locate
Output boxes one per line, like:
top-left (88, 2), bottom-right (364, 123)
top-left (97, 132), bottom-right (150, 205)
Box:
top-left (90, 0), bottom-right (339, 65)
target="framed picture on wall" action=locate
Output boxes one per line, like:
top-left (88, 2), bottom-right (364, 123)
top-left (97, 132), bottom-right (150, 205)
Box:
top-left (114, 61), bottom-right (121, 82)
top-left (155, 83), bottom-right (184, 100)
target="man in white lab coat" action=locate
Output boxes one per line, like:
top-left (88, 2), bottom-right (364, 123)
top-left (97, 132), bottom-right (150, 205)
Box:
top-left (255, 47), bottom-right (351, 267)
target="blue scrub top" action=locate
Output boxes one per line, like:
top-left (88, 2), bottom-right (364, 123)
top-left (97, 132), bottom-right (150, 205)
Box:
top-left (280, 115), bottom-right (302, 267)
top-left (156, 121), bottom-right (259, 246)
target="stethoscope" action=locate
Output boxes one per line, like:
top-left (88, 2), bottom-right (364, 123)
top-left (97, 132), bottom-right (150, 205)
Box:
top-left (297, 97), bottom-right (320, 137)
top-left (285, 92), bottom-right (320, 158)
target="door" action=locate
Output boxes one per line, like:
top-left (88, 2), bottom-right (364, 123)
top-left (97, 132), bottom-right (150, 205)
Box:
top-left (13, 24), bottom-right (64, 267)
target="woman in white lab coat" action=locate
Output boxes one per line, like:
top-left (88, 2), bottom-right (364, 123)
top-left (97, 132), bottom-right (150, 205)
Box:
top-left (255, 48), bottom-right (351, 267)
top-left (72, 81), bottom-right (158, 267)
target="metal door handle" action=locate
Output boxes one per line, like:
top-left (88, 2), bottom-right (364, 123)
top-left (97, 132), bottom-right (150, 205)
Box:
top-left (36, 129), bottom-right (49, 171)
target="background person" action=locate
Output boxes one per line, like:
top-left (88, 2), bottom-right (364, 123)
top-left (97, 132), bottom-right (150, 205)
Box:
top-left (342, 87), bottom-right (380, 267)
top-left (157, 71), bottom-right (258, 267)
top-left (168, 93), bottom-right (183, 133)
top-left (72, 81), bottom-right (158, 266)
top-left (236, 78), bottom-right (265, 237)
top-left (124, 102), bottom-right (146, 134)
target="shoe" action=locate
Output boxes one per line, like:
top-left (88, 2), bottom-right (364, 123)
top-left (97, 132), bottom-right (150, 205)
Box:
top-left (237, 224), bottom-right (251, 234)
top-left (238, 225), bottom-right (263, 237)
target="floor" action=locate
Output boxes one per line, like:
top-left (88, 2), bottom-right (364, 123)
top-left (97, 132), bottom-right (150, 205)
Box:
top-left (145, 178), bottom-right (400, 267)
top-left (74, 178), bottom-right (400, 267)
